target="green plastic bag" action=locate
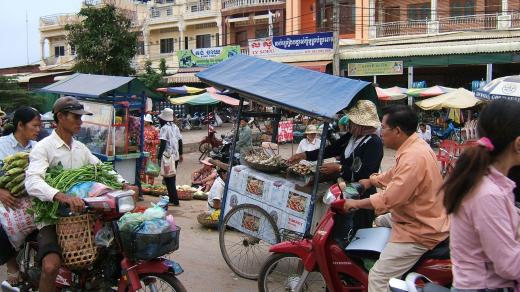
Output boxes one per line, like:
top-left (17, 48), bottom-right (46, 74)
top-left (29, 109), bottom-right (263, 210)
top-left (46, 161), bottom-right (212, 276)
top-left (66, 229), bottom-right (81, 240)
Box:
top-left (145, 160), bottom-right (160, 177)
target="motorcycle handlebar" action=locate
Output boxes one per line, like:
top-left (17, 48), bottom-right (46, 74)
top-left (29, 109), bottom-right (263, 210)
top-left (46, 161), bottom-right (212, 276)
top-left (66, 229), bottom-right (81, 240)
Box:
top-left (330, 199), bottom-right (347, 214)
top-left (58, 201), bottom-right (91, 217)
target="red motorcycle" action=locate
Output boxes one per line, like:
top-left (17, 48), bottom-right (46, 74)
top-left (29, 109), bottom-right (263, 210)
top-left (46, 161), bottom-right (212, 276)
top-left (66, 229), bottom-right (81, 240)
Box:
top-left (199, 124), bottom-right (223, 160)
top-left (258, 179), bottom-right (451, 292)
top-left (3, 190), bottom-right (186, 292)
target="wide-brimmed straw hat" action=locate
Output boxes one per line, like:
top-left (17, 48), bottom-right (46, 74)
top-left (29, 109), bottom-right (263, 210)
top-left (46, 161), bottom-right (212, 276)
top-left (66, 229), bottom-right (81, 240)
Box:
top-left (158, 108), bottom-right (174, 122)
top-left (304, 125), bottom-right (320, 134)
top-left (345, 100), bottom-right (381, 128)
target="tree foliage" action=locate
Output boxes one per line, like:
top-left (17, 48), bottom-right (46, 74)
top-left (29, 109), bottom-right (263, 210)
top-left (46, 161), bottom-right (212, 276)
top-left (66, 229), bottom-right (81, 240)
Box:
top-left (137, 60), bottom-right (164, 90)
top-left (65, 5), bottom-right (137, 76)
top-left (0, 77), bottom-right (46, 113)
top-left (159, 58), bottom-right (167, 76)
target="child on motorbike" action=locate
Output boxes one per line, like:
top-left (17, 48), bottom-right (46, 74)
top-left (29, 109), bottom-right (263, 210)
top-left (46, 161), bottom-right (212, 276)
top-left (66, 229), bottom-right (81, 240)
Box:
top-left (443, 99), bottom-right (520, 291)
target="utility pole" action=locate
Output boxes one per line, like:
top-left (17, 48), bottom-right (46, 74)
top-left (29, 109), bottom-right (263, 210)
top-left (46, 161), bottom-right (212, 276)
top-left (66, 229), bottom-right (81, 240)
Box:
top-left (332, 0), bottom-right (340, 76)
top-left (26, 10), bottom-right (30, 65)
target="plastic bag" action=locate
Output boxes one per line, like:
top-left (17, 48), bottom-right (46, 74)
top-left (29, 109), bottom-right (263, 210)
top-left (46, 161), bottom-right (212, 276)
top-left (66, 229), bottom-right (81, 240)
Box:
top-left (143, 205), bottom-right (166, 221)
top-left (95, 225), bottom-right (114, 247)
top-left (145, 160), bottom-right (160, 177)
top-left (67, 181), bottom-right (112, 199)
top-left (137, 218), bottom-right (171, 234)
top-left (0, 197), bottom-right (36, 249)
top-left (118, 212), bottom-right (145, 232)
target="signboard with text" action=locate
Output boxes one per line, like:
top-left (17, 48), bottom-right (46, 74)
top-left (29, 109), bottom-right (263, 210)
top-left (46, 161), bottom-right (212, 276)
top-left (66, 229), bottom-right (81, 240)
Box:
top-left (177, 46), bottom-right (240, 68)
top-left (248, 32), bottom-right (333, 57)
top-left (347, 61), bottom-right (404, 76)
top-left (277, 121), bottom-right (294, 143)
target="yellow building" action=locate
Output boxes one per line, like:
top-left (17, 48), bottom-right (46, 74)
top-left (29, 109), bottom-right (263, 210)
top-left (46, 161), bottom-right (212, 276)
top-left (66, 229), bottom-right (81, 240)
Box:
top-left (39, 0), bottom-right (222, 74)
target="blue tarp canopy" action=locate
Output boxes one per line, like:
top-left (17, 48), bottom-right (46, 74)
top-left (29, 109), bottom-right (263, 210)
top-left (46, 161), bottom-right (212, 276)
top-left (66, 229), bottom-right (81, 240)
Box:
top-left (39, 73), bottom-right (162, 99)
top-left (196, 55), bottom-right (377, 119)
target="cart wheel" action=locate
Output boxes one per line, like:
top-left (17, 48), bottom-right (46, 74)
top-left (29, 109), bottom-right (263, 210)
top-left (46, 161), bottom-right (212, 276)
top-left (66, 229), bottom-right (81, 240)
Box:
top-left (219, 203), bottom-right (281, 280)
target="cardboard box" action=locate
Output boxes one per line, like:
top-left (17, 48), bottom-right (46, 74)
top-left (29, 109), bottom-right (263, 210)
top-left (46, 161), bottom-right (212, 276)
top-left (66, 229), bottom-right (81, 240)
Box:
top-left (285, 189), bottom-right (312, 219)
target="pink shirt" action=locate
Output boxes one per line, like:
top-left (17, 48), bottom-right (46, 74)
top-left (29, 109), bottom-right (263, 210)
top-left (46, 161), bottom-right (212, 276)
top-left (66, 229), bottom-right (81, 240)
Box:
top-left (450, 167), bottom-right (520, 289)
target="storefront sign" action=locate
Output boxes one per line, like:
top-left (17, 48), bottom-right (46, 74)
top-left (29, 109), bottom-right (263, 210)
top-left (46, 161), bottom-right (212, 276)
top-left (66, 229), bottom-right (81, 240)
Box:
top-left (347, 61), bottom-right (404, 76)
top-left (248, 32), bottom-right (333, 57)
top-left (177, 46), bottom-right (240, 68)
top-left (277, 121), bottom-right (294, 143)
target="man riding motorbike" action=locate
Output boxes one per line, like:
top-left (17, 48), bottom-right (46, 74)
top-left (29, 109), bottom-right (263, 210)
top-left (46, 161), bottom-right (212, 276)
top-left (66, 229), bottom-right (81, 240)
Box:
top-left (25, 96), bottom-right (137, 292)
top-left (343, 105), bottom-right (450, 292)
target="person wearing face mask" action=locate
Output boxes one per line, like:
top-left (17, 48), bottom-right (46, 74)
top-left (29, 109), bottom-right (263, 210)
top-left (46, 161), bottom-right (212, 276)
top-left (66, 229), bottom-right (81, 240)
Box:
top-left (288, 100), bottom-right (384, 229)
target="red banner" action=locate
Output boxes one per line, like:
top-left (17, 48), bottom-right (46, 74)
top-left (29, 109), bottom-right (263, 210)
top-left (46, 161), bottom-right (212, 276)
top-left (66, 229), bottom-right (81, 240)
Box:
top-left (277, 121), bottom-right (294, 143)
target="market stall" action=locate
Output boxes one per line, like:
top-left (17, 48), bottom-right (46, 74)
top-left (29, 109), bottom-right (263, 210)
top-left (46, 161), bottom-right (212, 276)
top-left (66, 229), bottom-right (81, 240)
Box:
top-left (196, 54), bottom-right (377, 280)
top-left (39, 73), bottom-right (162, 186)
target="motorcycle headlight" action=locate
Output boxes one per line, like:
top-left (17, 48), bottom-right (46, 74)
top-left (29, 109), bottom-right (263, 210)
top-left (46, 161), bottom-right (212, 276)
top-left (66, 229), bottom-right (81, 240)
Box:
top-left (117, 194), bottom-right (135, 214)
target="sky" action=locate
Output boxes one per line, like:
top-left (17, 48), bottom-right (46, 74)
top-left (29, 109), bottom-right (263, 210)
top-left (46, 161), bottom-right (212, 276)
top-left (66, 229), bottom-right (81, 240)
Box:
top-left (0, 0), bottom-right (83, 68)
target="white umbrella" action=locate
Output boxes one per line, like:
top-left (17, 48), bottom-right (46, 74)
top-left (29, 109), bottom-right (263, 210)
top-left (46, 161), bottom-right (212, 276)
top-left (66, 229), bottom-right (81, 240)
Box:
top-left (475, 75), bottom-right (520, 101)
top-left (415, 88), bottom-right (482, 110)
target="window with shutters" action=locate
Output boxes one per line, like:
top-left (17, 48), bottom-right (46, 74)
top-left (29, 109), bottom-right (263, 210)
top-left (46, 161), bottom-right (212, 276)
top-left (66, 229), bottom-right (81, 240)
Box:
top-left (196, 34), bottom-right (211, 48)
top-left (450, 0), bottom-right (476, 17)
top-left (160, 38), bottom-right (174, 54)
top-left (54, 46), bottom-right (65, 57)
top-left (407, 3), bottom-right (431, 21)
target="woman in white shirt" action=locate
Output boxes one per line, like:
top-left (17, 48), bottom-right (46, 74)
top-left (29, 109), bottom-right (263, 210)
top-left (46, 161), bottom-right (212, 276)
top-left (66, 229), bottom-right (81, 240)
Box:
top-left (296, 125), bottom-right (321, 154)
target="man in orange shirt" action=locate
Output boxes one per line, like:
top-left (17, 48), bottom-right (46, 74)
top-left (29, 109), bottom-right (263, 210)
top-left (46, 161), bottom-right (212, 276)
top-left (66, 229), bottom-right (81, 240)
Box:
top-left (343, 105), bottom-right (450, 292)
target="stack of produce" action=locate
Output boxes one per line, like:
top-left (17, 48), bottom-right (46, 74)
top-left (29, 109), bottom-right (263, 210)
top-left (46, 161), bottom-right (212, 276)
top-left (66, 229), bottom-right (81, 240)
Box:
top-left (0, 152), bottom-right (29, 197)
top-left (142, 184), bottom-right (167, 196)
top-left (288, 163), bottom-right (312, 176)
top-left (30, 163), bottom-right (122, 225)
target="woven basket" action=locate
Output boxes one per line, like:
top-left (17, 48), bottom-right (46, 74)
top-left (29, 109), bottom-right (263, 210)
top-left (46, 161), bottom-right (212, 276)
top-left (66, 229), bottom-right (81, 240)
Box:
top-left (197, 213), bottom-right (219, 229)
top-left (177, 190), bottom-right (194, 200)
top-left (57, 214), bottom-right (97, 270)
top-left (244, 159), bottom-right (286, 174)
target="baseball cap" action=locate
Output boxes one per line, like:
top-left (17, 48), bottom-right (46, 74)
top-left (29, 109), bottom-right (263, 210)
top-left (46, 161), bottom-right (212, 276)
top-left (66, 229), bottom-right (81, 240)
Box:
top-left (52, 96), bottom-right (93, 115)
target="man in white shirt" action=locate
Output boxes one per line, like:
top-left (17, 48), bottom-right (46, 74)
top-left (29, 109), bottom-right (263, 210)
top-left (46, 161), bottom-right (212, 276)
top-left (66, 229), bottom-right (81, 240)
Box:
top-left (417, 123), bottom-right (431, 145)
top-left (25, 96), bottom-right (136, 292)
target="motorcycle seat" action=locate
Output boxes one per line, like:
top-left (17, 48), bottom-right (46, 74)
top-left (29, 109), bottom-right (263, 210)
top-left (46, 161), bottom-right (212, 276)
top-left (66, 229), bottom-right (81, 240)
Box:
top-left (421, 238), bottom-right (450, 260)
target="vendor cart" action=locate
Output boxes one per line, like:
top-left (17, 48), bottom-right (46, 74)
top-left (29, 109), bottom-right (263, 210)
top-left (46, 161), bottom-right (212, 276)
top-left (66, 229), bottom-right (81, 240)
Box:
top-left (197, 55), bottom-right (378, 279)
top-left (39, 73), bottom-right (162, 187)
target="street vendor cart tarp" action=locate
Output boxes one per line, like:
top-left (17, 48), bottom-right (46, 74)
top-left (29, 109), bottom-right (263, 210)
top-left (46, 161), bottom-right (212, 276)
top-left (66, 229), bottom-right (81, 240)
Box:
top-left (196, 55), bottom-right (378, 280)
top-left (197, 54), bottom-right (378, 119)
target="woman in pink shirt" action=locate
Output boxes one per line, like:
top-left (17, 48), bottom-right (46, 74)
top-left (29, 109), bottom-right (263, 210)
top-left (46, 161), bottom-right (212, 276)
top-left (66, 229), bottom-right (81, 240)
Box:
top-left (443, 99), bottom-right (520, 291)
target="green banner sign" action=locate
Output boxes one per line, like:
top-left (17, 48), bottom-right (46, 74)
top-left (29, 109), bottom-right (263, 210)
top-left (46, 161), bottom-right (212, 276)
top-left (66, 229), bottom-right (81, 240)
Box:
top-left (177, 46), bottom-right (240, 68)
top-left (347, 61), bottom-right (403, 76)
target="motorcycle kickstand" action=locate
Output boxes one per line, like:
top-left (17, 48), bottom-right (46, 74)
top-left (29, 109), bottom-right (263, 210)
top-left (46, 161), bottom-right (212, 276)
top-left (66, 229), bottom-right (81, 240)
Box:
top-left (291, 270), bottom-right (311, 292)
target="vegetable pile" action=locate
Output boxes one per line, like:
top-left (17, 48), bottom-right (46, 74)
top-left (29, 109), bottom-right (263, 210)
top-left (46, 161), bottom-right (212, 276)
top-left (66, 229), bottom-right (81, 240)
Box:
top-left (30, 163), bottom-right (122, 224)
top-left (0, 152), bottom-right (29, 197)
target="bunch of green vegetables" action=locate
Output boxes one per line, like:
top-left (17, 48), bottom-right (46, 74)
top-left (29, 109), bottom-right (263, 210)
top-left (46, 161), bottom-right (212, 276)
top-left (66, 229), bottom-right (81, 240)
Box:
top-left (30, 163), bottom-right (122, 224)
top-left (0, 152), bottom-right (29, 197)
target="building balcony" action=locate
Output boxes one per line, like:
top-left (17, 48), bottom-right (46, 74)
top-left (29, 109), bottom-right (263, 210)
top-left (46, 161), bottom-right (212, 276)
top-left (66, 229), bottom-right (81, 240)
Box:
top-left (149, 5), bottom-right (181, 25)
top-left (39, 55), bottom-right (76, 71)
top-left (372, 12), bottom-right (518, 39)
top-left (222, 0), bottom-right (285, 10)
top-left (40, 13), bottom-right (80, 31)
top-left (184, 1), bottom-right (219, 20)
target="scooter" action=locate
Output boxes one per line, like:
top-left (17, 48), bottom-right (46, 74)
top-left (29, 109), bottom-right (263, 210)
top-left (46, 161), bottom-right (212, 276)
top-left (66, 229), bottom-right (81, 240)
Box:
top-left (257, 179), bottom-right (452, 292)
top-left (1, 189), bottom-right (186, 292)
top-left (209, 132), bottom-right (237, 165)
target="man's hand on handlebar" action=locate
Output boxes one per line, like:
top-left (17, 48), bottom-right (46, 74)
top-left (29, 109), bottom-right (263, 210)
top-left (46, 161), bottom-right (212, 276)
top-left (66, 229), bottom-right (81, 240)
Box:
top-left (54, 192), bottom-right (85, 213)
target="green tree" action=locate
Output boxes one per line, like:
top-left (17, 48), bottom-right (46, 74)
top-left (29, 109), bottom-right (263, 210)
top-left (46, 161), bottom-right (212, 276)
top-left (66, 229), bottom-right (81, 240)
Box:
top-left (0, 76), bottom-right (47, 113)
top-left (138, 60), bottom-right (164, 89)
top-left (65, 5), bottom-right (137, 76)
top-left (159, 58), bottom-right (167, 76)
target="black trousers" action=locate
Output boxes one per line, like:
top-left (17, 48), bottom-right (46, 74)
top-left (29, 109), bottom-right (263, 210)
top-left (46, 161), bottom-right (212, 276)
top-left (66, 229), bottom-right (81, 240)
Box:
top-left (164, 161), bottom-right (179, 204)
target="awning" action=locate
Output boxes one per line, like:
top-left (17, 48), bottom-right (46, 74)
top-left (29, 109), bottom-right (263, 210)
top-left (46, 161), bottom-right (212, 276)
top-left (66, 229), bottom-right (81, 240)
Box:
top-left (156, 86), bottom-right (205, 95)
top-left (416, 88), bottom-right (482, 110)
top-left (206, 87), bottom-right (244, 106)
top-left (38, 73), bottom-right (162, 99)
top-left (287, 61), bottom-right (331, 73)
top-left (196, 55), bottom-right (377, 119)
top-left (407, 86), bottom-right (454, 98)
top-left (166, 72), bottom-right (201, 84)
top-left (170, 92), bottom-right (220, 105)
top-left (341, 38), bottom-right (520, 60)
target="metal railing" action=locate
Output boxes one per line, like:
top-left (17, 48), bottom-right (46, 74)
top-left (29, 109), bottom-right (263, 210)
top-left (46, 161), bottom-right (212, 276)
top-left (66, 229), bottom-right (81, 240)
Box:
top-left (40, 13), bottom-right (79, 27)
top-left (150, 5), bottom-right (178, 19)
top-left (222, 0), bottom-right (284, 9)
top-left (439, 13), bottom-right (498, 32)
top-left (512, 11), bottom-right (520, 28)
top-left (376, 20), bottom-right (428, 37)
top-left (186, 0), bottom-right (212, 13)
top-left (240, 47), bottom-right (249, 54)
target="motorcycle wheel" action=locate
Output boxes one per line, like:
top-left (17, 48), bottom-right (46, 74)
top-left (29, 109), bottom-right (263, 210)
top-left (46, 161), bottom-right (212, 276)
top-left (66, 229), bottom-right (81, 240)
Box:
top-left (130, 273), bottom-right (186, 292)
top-left (258, 253), bottom-right (327, 292)
top-left (219, 204), bottom-right (280, 280)
top-left (199, 142), bottom-right (211, 160)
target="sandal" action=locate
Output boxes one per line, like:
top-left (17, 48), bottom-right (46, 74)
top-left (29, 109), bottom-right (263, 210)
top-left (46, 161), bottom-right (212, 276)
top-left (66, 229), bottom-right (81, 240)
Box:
top-left (6, 270), bottom-right (22, 286)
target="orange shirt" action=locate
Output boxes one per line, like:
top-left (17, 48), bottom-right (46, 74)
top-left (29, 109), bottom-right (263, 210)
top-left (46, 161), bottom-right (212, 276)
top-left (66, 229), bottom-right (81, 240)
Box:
top-left (369, 133), bottom-right (450, 249)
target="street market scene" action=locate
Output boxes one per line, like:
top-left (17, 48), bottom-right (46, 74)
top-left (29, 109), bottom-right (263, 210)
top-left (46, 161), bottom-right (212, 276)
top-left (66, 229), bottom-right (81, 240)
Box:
top-left (1, 0), bottom-right (520, 291)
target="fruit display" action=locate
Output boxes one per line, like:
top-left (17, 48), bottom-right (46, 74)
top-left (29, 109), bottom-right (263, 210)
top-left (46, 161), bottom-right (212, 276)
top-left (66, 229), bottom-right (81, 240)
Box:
top-left (287, 163), bottom-right (312, 176)
top-left (0, 152), bottom-right (29, 197)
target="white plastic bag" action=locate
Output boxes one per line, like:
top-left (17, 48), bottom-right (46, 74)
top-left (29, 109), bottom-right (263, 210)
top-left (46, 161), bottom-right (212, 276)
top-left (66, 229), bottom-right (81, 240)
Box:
top-left (0, 197), bottom-right (37, 249)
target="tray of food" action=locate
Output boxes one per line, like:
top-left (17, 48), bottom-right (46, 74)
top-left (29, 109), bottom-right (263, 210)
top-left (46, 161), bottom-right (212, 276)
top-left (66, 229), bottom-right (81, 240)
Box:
top-left (244, 148), bottom-right (287, 173)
